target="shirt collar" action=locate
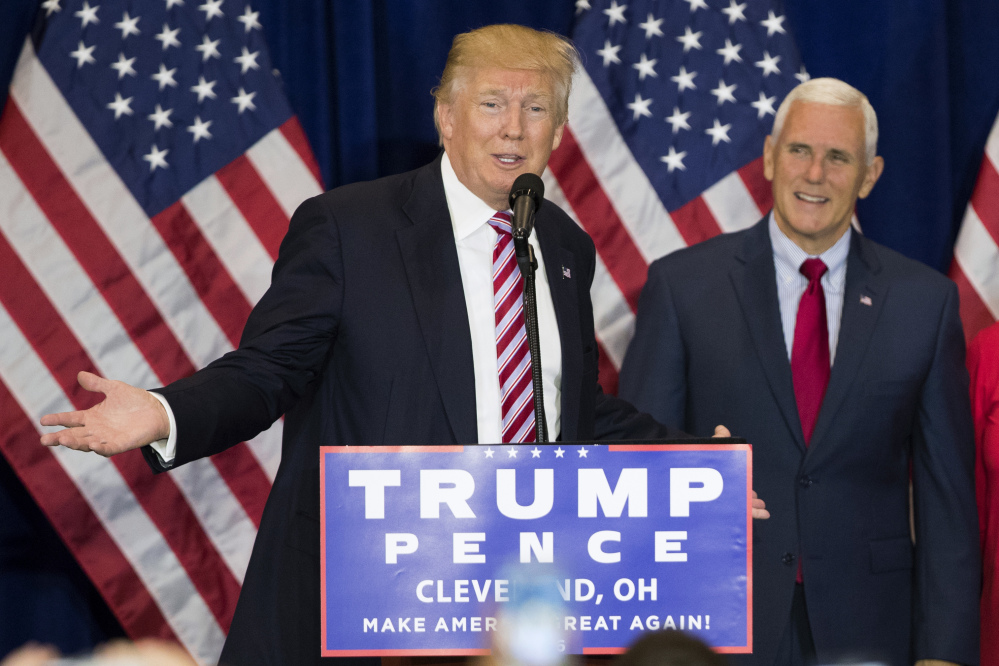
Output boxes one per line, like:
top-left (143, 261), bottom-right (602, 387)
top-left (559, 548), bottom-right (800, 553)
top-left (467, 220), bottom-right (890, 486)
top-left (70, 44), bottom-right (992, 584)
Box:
top-left (441, 152), bottom-right (506, 241)
top-left (768, 211), bottom-right (851, 292)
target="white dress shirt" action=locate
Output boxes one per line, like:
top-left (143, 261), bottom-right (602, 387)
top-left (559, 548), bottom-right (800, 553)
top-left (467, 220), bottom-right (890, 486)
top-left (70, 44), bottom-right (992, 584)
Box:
top-left (769, 213), bottom-right (851, 365)
top-left (150, 153), bottom-right (563, 461)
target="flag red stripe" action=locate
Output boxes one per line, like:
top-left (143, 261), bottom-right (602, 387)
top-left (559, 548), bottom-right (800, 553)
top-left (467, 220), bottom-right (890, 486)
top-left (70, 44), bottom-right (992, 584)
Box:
top-left (280, 116), bottom-right (324, 189)
top-left (738, 158), bottom-right (774, 215)
top-left (970, 156), bottom-right (999, 247)
top-left (0, 228), bottom-right (240, 632)
top-left (0, 383), bottom-right (179, 641)
top-left (0, 99), bottom-right (196, 381)
top-left (950, 262), bottom-right (997, 345)
top-left (210, 443), bottom-right (268, 527)
top-left (151, 201), bottom-right (252, 348)
top-left (597, 339), bottom-right (620, 396)
top-left (670, 195), bottom-right (724, 246)
top-left (548, 127), bottom-right (649, 311)
top-left (215, 154), bottom-right (289, 260)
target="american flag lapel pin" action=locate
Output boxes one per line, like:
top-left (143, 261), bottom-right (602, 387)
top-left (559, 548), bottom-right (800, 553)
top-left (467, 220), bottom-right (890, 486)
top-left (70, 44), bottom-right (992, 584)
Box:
top-left (563, 266), bottom-right (571, 279)
top-left (860, 295), bottom-right (873, 306)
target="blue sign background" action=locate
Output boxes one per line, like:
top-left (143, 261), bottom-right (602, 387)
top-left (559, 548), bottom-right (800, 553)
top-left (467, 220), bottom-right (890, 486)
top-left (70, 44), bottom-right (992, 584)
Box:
top-left (321, 444), bottom-right (750, 656)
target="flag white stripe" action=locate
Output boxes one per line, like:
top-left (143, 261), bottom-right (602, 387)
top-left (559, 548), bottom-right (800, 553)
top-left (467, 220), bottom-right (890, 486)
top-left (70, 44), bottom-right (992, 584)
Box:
top-left (568, 68), bottom-right (687, 263)
top-left (246, 129), bottom-right (324, 219)
top-left (955, 205), bottom-right (999, 318)
top-left (0, 302), bottom-right (225, 665)
top-left (985, 116), bottom-right (999, 167)
top-left (9, 41), bottom-right (232, 370)
top-left (702, 170), bottom-right (765, 232)
top-left (182, 176), bottom-right (274, 306)
top-left (544, 173), bottom-right (636, 368)
top-left (0, 150), bottom-right (259, 585)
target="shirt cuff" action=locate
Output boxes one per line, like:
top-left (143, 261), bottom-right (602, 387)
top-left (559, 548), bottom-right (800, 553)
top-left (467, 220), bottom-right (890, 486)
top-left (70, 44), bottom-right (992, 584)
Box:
top-left (147, 391), bottom-right (177, 464)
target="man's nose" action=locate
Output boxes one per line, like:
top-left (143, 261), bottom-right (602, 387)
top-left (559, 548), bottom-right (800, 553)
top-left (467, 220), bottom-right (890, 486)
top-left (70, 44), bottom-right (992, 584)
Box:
top-left (502, 109), bottom-right (524, 139)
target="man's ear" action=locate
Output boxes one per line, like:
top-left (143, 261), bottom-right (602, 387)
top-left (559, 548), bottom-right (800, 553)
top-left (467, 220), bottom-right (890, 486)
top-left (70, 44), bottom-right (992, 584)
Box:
top-left (762, 135), bottom-right (776, 182)
top-left (551, 122), bottom-right (565, 152)
top-left (858, 155), bottom-right (884, 199)
top-left (437, 102), bottom-right (454, 142)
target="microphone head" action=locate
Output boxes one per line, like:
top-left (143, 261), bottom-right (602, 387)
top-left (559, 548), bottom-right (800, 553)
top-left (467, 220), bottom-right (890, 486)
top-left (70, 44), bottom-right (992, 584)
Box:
top-left (509, 172), bottom-right (545, 211)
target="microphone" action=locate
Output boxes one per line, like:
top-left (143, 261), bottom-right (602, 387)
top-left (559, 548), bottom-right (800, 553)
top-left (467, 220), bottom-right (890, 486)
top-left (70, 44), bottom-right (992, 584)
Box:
top-left (508, 173), bottom-right (545, 240)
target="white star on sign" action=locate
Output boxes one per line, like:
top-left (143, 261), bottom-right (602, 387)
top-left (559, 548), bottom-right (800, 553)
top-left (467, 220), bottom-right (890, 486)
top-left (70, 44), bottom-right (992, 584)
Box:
top-left (114, 12), bottom-right (140, 38)
top-left (484, 447), bottom-right (495, 458)
top-left (165, 0), bottom-right (184, 8)
top-left (507, 448), bottom-right (518, 458)
top-left (147, 104), bottom-right (174, 130)
top-left (633, 53), bottom-right (657, 80)
top-left (603, 0), bottom-right (627, 26)
top-left (74, 1), bottom-right (99, 28)
top-left (671, 65), bottom-right (697, 92)
top-left (716, 38), bottom-right (743, 65)
top-left (751, 91), bottom-right (777, 119)
top-left (705, 118), bottom-right (732, 145)
top-left (684, 0), bottom-right (708, 11)
top-left (639, 13), bottom-right (663, 39)
top-left (531, 448), bottom-right (542, 458)
top-left (676, 26), bottom-right (702, 53)
top-left (761, 10), bottom-right (787, 36)
top-left (143, 144), bottom-right (169, 171)
top-left (575, 0), bottom-right (590, 14)
top-left (155, 24), bottom-right (181, 50)
top-left (69, 41), bottom-right (96, 68)
top-left (665, 106), bottom-right (691, 133)
top-left (597, 40), bottom-right (622, 67)
top-left (42, 0), bottom-right (61, 17)
top-left (106, 92), bottom-right (133, 119)
top-left (196, 34), bottom-right (221, 62)
top-left (577, 447), bottom-right (589, 458)
top-left (151, 63), bottom-right (178, 90)
top-left (231, 87), bottom-right (257, 113)
top-left (554, 447), bottom-right (565, 458)
top-left (237, 6), bottom-right (262, 33)
top-left (795, 66), bottom-right (811, 83)
top-left (627, 93), bottom-right (653, 120)
top-left (187, 115), bottom-right (213, 143)
top-left (721, 0), bottom-right (747, 24)
top-left (109, 52), bottom-right (136, 79)
top-left (199, 0), bottom-right (224, 21)
top-left (234, 47), bottom-right (261, 74)
top-left (190, 76), bottom-right (218, 102)
top-left (755, 51), bottom-right (782, 77)
top-left (660, 146), bottom-right (687, 173)
top-left (711, 79), bottom-right (737, 105)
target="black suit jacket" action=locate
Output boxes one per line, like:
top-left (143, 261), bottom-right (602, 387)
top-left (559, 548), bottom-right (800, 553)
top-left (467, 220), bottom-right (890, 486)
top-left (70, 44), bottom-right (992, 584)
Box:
top-left (620, 218), bottom-right (979, 666)
top-left (146, 155), bottom-right (678, 665)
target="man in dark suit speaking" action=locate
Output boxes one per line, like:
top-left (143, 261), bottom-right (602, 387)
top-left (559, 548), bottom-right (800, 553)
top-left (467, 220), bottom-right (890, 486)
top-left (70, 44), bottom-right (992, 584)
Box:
top-left (620, 78), bottom-right (979, 666)
top-left (38, 24), bottom-right (735, 665)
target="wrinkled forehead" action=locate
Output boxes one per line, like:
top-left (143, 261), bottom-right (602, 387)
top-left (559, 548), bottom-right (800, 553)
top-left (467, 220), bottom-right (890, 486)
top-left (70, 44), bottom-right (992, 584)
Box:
top-left (453, 66), bottom-right (557, 99)
top-left (778, 101), bottom-right (866, 150)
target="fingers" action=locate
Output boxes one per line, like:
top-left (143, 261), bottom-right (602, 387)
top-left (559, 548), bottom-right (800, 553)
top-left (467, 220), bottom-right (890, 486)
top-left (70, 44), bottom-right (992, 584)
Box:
top-left (39, 428), bottom-right (93, 452)
top-left (751, 490), bottom-right (770, 520)
top-left (712, 424), bottom-right (731, 438)
top-left (39, 409), bottom-right (86, 428)
top-left (77, 370), bottom-right (110, 394)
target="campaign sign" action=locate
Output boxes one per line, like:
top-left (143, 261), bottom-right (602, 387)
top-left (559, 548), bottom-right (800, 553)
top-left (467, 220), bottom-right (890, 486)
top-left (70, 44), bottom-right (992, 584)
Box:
top-left (320, 443), bottom-right (751, 657)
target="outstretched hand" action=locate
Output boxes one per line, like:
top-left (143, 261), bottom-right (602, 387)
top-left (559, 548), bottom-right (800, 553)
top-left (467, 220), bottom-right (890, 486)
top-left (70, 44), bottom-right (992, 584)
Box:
top-left (713, 424), bottom-right (770, 520)
top-left (39, 371), bottom-right (170, 457)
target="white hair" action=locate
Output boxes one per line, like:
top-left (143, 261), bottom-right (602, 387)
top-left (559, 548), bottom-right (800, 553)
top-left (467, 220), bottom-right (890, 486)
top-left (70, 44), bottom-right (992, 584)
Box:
top-left (771, 77), bottom-right (879, 165)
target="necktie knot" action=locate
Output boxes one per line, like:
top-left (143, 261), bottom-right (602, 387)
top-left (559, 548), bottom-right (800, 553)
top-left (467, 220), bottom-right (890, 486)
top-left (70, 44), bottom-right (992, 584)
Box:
top-left (488, 211), bottom-right (513, 236)
top-left (800, 258), bottom-right (828, 283)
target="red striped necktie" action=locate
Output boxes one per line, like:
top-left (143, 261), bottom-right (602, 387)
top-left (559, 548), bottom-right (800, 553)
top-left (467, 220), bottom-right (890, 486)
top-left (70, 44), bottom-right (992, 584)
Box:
top-left (488, 211), bottom-right (536, 443)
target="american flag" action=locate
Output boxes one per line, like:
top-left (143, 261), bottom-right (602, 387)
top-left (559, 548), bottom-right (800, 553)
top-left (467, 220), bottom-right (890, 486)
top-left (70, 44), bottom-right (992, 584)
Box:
top-left (0, 0), bottom-right (321, 662)
top-left (545, 0), bottom-right (805, 394)
top-left (950, 110), bottom-right (999, 343)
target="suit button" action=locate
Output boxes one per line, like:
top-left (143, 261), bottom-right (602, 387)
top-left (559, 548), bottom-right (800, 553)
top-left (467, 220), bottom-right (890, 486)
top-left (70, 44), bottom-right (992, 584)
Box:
top-left (798, 475), bottom-right (813, 488)
top-left (781, 553), bottom-right (796, 566)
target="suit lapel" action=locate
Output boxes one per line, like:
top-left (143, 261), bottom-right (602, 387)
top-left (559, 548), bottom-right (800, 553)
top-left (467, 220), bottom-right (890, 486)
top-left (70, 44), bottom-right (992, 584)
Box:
top-left (396, 158), bottom-right (478, 444)
top-left (808, 233), bottom-right (885, 449)
top-left (731, 219), bottom-right (807, 451)
top-left (535, 209), bottom-right (580, 442)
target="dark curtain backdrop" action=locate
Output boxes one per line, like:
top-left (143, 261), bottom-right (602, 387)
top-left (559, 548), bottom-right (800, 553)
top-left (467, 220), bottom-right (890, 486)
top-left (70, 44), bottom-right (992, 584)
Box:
top-left (1, 0), bottom-right (998, 657)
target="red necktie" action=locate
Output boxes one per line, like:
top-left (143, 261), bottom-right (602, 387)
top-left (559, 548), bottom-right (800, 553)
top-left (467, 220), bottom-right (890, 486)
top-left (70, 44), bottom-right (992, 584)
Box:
top-left (791, 257), bottom-right (830, 445)
top-left (488, 212), bottom-right (536, 443)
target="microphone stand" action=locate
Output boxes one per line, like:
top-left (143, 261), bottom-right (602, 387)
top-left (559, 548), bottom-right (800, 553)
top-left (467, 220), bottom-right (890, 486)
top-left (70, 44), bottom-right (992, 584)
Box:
top-left (512, 233), bottom-right (548, 443)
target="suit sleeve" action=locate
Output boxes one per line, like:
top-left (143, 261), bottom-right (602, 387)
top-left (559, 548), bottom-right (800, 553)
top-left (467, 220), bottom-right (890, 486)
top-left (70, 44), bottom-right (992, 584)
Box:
top-left (911, 282), bottom-right (980, 662)
top-left (618, 259), bottom-right (689, 430)
top-left (144, 194), bottom-right (345, 469)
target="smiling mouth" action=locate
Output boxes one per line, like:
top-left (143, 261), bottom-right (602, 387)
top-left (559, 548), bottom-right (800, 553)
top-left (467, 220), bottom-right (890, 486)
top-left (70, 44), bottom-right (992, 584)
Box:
top-left (493, 154), bottom-right (525, 166)
top-left (795, 192), bottom-right (829, 204)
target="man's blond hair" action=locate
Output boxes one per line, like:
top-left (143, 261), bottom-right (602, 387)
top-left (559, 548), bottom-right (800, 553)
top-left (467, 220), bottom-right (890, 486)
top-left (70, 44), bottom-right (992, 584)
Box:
top-left (432, 24), bottom-right (579, 141)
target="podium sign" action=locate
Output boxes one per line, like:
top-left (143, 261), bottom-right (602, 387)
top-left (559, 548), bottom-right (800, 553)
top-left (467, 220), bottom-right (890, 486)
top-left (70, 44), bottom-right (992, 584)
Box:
top-left (320, 443), bottom-right (752, 657)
